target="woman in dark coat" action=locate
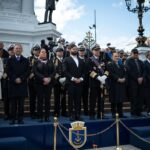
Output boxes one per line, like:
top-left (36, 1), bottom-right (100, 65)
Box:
top-left (107, 52), bottom-right (126, 118)
top-left (33, 48), bottom-right (55, 122)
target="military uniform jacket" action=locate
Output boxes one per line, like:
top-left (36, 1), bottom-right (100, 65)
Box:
top-left (107, 61), bottom-right (126, 103)
top-left (7, 56), bottom-right (30, 97)
top-left (88, 56), bottom-right (108, 88)
top-left (28, 56), bottom-right (38, 81)
top-left (53, 57), bottom-right (65, 84)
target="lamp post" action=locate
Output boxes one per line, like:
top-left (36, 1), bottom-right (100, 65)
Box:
top-left (125, 0), bottom-right (150, 60)
top-left (89, 10), bottom-right (97, 43)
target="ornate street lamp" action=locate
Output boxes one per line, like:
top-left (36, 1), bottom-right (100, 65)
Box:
top-left (84, 31), bottom-right (95, 50)
top-left (125, 0), bottom-right (150, 60)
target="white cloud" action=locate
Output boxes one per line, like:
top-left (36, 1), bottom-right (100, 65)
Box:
top-left (99, 35), bottom-right (136, 51)
top-left (112, 1), bottom-right (124, 8)
top-left (34, 0), bottom-right (85, 31)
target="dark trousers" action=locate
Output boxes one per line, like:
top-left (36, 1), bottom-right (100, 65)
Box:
top-left (81, 82), bottom-right (89, 115)
top-left (111, 102), bottom-right (123, 117)
top-left (68, 83), bottom-right (82, 118)
top-left (130, 84), bottom-right (143, 116)
top-left (144, 87), bottom-right (150, 113)
top-left (54, 84), bottom-right (66, 116)
top-left (10, 97), bottom-right (24, 121)
top-left (89, 87), bottom-right (103, 116)
top-left (2, 79), bottom-right (10, 118)
top-left (36, 84), bottom-right (52, 119)
top-left (28, 79), bottom-right (37, 117)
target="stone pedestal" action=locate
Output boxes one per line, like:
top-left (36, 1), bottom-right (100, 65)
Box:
top-left (0, 0), bottom-right (61, 57)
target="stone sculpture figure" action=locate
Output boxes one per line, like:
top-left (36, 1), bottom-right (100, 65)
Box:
top-left (44, 0), bottom-right (59, 23)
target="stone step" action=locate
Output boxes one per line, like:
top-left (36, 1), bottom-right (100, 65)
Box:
top-left (0, 95), bottom-right (131, 115)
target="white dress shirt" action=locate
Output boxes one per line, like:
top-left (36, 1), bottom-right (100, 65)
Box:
top-left (70, 55), bottom-right (79, 67)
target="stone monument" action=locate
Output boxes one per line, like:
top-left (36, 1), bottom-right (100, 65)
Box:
top-left (0, 0), bottom-right (61, 56)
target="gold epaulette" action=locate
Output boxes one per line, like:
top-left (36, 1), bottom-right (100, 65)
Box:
top-left (90, 71), bottom-right (97, 78)
top-left (54, 59), bottom-right (58, 66)
top-left (31, 59), bottom-right (35, 66)
top-left (104, 71), bottom-right (109, 76)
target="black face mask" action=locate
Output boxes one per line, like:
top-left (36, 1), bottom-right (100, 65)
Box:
top-left (71, 51), bottom-right (77, 56)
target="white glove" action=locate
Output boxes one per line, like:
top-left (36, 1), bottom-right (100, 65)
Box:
top-left (97, 75), bottom-right (107, 85)
top-left (59, 77), bottom-right (66, 85)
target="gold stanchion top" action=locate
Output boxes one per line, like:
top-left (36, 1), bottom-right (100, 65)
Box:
top-left (116, 113), bottom-right (119, 119)
top-left (54, 117), bottom-right (58, 123)
top-left (116, 146), bottom-right (123, 150)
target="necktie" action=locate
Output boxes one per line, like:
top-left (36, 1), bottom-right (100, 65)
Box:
top-left (16, 56), bottom-right (20, 61)
top-left (135, 59), bottom-right (141, 75)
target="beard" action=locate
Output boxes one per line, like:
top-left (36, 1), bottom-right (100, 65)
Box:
top-left (71, 51), bottom-right (77, 56)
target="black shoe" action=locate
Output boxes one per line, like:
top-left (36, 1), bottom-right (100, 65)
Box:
top-left (4, 116), bottom-right (10, 120)
top-left (31, 114), bottom-right (36, 119)
top-left (18, 120), bottom-right (24, 124)
top-left (69, 116), bottom-right (75, 121)
top-left (89, 116), bottom-right (95, 120)
top-left (79, 117), bottom-right (83, 121)
top-left (131, 114), bottom-right (139, 118)
top-left (61, 112), bottom-right (68, 117)
top-left (147, 112), bottom-right (150, 116)
top-left (75, 116), bottom-right (83, 121)
top-left (119, 113), bottom-right (125, 118)
top-left (38, 119), bottom-right (44, 122)
top-left (84, 111), bottom-right (89, 116)
top-left (9, 120), bottom-right (15, 125)
top-left (112, 113), bottom-right (116, 118)
top-left (45, 118), bottom-right (50, 122)
top-left (138, 113), bottom-right (146, 117)
top-left (54, 113), bottom-right (59, 118)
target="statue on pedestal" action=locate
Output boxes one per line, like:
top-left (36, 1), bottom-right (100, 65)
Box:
top-left (44, 0), bottom-right (59, 23)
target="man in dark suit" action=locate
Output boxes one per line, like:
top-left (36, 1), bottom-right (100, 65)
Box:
top-left (144, 51), bottom-right (150, 116)
top-left (107, 52), bottom-right (126, 118)
top-left (126, 48), bottom-right (144, 117)
top-left (7, 44), bottom-right (29, 124)
top-left (63, 43), bottom-right (85, 121)
top-left (78, 45), bottom-right (89, 115)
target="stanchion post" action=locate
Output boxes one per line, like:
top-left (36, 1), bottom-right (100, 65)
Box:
top-left (100, 84), bottom-right (104, 120)
top-left (115, 113), bottom-right (122, 150)
top-left (53, 117), bottom-right (58, 150)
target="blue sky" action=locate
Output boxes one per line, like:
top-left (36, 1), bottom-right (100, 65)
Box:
top-left (35, 0), bottom-right (150, 50)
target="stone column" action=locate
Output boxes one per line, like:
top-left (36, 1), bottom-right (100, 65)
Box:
top-left (22, 0), bottom-right (34, 14)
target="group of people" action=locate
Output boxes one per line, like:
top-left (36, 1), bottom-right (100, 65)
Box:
top-left (0, 39), bottom-right (150, 125)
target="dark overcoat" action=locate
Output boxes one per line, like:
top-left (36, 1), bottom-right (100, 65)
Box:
top-left (144, 60), bottom-right (150, 87)
top-left (7, 56), bottom-right (29, 97)
top-left (107, 61), bottom-right (126, 103)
